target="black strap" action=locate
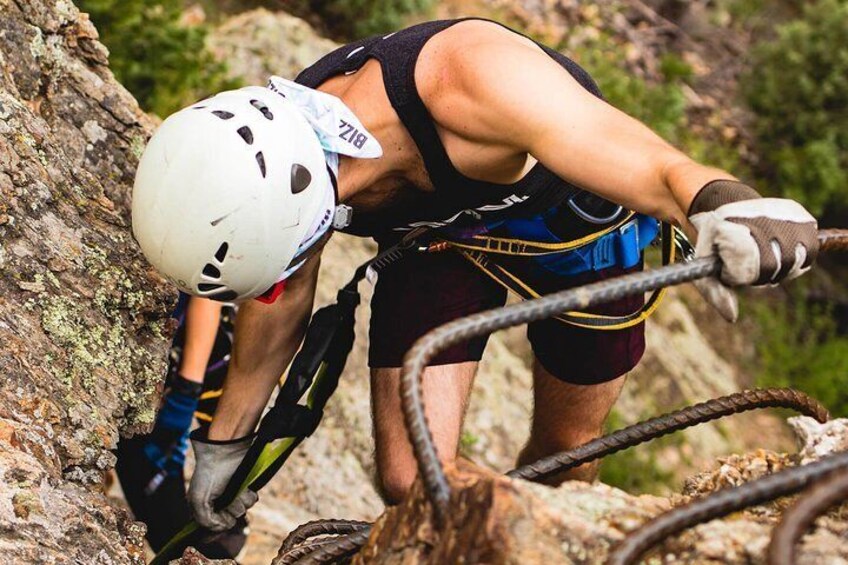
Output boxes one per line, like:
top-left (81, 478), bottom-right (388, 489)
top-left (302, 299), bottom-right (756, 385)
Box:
top-left (376, 22), bottom-right (464, 190)
top-left (213, 292), bottom-right (358, 511)
top-left (212, 230), bottom-right (428, 511)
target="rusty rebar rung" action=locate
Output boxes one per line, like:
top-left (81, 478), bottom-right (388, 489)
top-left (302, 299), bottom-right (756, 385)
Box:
top-left (606, 451), bottom-right (848, 565)
top-left (819, 229), bottom-right (848, 252)
top-left (508, 388), bottom-right (828, 482)
top-left (768, 469), bottom-right (848, 565)
top-left (277, 538), bottom-right (339, 565)
top-left (280, 519), bottom-right (372, 553)
top-left (401, 257), bottom-right (722, 525)
top-left (291, 529), bottom-right (372, 565)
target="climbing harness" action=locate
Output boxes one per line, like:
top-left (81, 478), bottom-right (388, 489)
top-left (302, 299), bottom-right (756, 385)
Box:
top-left (442, 214), bottom-right (677, 329)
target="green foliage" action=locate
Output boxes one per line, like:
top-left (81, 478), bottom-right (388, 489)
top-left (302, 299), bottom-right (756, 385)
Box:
top-left (459, 431), bottom-right (480, 456)
top-left (659, 53), bottom-right (694, 83)
top-left (749, 292), bottom-right (848, 417)
top-left (599, 410), bottom-right (676, 494)
top-left (570, 35), bottom-right (750, 175)
top-left (716, 0), bottom-right (801, 29)
top-left (291, 0), bottom-right (436, 39)
top-left (77, 0), bottom-right (239, 116)
top-left (683, 133), bottom-right (746, 178)
top-left (744, 0), bottom-right (848, 216)
top-left (573, 37), bottom-right (688, 144)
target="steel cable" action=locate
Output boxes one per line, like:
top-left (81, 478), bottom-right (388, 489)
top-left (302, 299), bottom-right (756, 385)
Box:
top-left (768, 470), bottom-right (848, 565)
top-left (280, 519), bottom-right (372, 553)
top-left (400, 230), bottom-right (847, 525)
top-left (291, 528), bottom-right (372, 564)
top-left (508, 388), bottom-right (829, 481)
top-left (606, 451), bottom-right (848, 565)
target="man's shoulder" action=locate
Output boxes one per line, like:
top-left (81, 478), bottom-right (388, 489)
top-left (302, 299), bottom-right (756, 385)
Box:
top-left (415, 20), bottom-right (545, 113)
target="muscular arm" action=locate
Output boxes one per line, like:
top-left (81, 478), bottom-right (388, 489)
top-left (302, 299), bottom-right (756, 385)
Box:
top-left (207, 253), bottom-right (321, 440)
top-left (421, 24), bottom-right (735, 230)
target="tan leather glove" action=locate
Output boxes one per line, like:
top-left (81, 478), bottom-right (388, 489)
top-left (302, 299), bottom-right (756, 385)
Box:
top-left (688, 180), bottom-right (819, 322)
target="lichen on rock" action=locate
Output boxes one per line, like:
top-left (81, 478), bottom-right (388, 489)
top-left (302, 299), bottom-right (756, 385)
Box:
top-left (0, 0), bottom-right (172, 561)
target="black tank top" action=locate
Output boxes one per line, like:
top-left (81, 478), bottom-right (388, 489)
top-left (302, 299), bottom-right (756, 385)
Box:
top-left (297, 18), bottom-right (621, 239)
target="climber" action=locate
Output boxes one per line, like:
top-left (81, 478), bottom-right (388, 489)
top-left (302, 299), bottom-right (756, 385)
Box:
top-left (131, 18), bottom-right (820, 532)
top-left (114, 294), bottom-right (247, 557)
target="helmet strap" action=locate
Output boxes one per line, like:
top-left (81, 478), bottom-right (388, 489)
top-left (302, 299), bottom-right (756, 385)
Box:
top-left (325, 156), bottom-right (353, 230)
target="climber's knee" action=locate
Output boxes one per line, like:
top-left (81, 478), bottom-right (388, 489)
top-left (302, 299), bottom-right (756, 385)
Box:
top-left (370, 363), bottom-right (477, 504)
top-left (376, 463), bottom-right (417, 505)
top-left (517, 361), bottom-right (628, 484)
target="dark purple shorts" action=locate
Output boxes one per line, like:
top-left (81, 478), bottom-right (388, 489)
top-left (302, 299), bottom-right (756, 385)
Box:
top-left (368, 247), bottom-right (646, 385)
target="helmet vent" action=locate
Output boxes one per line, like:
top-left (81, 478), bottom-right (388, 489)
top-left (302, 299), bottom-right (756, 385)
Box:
top-left (202, 263), bottom-right (221, 278)
top-left (198, 283), bottom-right (224, 292)
top-left (215, 242), bottom-right (229, 262)
top-left (250, 99), bottom-right (274, 120)
top-left (210, 290), bottom-right (238, 302)
top-left (193, 106), bottom-right (207, 110)
top-left (291, 164), bottom-right (312, 194)
top-left (237, 126), bottom-right (254, 145)
top-left (255, 151), bottom-right (267, 178)
top-left (212, 110), bottom-right (234, 120)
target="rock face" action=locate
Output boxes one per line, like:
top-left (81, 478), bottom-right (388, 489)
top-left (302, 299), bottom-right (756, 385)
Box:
top-left (207, 8), bottom-right (338, 86)
top-left (343, 418), bottom-right (848, 565)
top-left (0, 0), bottom-right (170, 561)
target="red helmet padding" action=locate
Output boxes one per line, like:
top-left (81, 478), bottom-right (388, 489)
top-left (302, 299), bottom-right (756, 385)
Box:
top-left (255, 280), bottom-right (287, 304)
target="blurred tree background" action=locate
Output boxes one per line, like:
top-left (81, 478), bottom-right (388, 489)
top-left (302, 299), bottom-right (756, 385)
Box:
top-left (282, 0), bottom-right (436, 38)
top-left (732, 0), bottom-right (848, 418)
top-left (744, 0), bottom-right (848, 220)
top-left (76, 0), bottom-right (240, 116)
top-left (76, 0), bottom-right (438, 115)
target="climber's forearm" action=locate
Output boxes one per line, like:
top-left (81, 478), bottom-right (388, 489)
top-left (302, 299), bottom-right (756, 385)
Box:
top-left (178, 297), bottom-right (224, 383)
top-left (207, 256), bottom-right (320, 440)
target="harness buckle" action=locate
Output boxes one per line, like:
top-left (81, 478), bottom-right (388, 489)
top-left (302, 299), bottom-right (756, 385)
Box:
top-left (617, 218), bottom-right (642, 269)
top-left (592, 232), bottom-right (617, 270)
top-left (592, 218), bottom-right (641, 271)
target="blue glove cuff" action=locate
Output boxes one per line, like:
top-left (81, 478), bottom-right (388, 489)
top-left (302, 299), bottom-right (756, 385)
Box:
top-left (157, 374), bottom-right (202, 433)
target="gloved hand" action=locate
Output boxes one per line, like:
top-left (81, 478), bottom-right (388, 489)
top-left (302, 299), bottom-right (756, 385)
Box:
top-left (188, 432), bottom-right (259, 531)
top-left (141, 373), bottom-right (202, 494)
top-left (688, 179), bottom-right (819, 322)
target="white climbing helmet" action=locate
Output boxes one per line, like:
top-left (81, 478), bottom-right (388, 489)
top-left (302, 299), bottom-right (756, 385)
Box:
top-left (131, 86), bottom-right (335, 302)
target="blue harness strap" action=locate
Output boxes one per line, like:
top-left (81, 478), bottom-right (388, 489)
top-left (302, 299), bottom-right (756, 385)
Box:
top-left (551, 215), bottom-right (657, 275)
top-left (437, 211), bottom-right (673, 330)
top-left (475, 213), bottom-right (660, 277)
